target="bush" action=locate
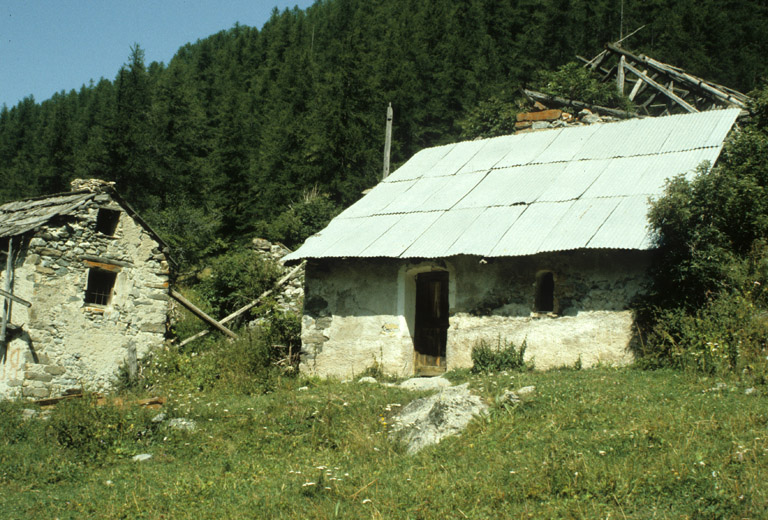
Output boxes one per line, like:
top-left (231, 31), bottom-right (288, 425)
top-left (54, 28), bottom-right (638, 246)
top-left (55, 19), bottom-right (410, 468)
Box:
top-left (639, 95), bottom-right (768, 376)
top-left (254, 187), bottom-right (340, 250)
top-left (471, 336), bottom-right (529, 373)
top-left (195, 248), bottom-right (282, 317)
top-left (640, 292), bottom-right (768, 376)
top-left (47, 396), bottom-right (157, 461)
top-left (139, 310), bottom-right (301, 395)
top-left (533, 62), bottom-right (634, 112)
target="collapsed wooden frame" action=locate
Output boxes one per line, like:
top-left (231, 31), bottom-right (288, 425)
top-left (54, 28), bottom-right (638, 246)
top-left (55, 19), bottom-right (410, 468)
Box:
top-left (577, 40), bottom-right (750, 117)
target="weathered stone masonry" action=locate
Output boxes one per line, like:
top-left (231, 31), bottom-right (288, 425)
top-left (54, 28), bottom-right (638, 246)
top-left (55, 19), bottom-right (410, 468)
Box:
top-left (0, 192), bottom-right (170, 399)
top-left (300, 250), bottom-right (651, 378)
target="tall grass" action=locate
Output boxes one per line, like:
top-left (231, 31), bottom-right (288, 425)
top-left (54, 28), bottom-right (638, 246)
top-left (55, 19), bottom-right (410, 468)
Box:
top-left (2, 367), bottom-right (766, 518)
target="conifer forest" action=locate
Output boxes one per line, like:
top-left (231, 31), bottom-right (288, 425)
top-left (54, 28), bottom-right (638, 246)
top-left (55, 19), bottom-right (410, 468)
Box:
top-left (2, 0), bottom-right (767, 265)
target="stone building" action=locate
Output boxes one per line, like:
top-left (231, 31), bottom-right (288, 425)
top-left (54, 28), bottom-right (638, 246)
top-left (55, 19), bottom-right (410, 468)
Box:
top-left (0, 180), bottom-right (172, 398)
top-left (284, 109), bottom-right (741, 378)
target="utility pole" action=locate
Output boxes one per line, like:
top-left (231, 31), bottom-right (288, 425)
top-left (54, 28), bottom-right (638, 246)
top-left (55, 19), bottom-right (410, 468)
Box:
top-left (382, 103), bottom-right (393, 180)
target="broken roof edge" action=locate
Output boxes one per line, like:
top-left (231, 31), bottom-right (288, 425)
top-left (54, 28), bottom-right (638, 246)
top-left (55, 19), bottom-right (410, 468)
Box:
top-left (0, 187), bottom-right (176, 268)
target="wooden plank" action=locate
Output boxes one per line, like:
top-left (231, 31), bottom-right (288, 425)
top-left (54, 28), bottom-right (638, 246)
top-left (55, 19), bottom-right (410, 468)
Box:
top-left (83, 259), bottom-right (123, 272)
top-left (621, 61), bottom-right (698, 113)
top-left (170, 289), bottom-right (238, 339)
top-left (178, 261), bottom-right (306, 347)
top-left (628, 68), bottom-right (646, 100)
top-left (522, 89), bottom-right (640, 119)
top-left (516, 109), bottom-right (563, 122)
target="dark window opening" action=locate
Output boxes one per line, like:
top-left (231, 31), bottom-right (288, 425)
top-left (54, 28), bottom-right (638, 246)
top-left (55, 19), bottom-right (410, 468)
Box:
top-left (84, 268), bottom-right (117, 306)
top-left (96, 208), bottom-right (120, 235)
top-left (535, 271), bottom-right (554, 313)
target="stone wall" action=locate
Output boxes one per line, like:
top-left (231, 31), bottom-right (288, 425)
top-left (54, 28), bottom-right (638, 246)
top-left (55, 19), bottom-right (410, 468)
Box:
top-left (252, 238), bottom-right (304, 316)
top-left (300, 250), bottom-right (652, 378)
top-left (0, 195), bottom-right (170, 399)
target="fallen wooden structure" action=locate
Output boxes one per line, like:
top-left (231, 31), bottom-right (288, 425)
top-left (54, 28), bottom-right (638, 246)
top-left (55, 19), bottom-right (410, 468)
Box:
top-left (577, 38), bottom-right (750, 117)
top-left (34, 391), bottom-right (165, 410)
top-left (176, 260), bottom-right (305, 347)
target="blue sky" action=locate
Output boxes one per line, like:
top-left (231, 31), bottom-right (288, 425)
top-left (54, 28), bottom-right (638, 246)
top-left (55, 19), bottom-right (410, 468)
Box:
top-left (0, 0), bottom-right (315, 108)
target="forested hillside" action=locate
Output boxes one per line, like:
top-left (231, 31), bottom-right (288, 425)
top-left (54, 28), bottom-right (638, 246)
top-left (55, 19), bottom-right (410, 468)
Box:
top-left (1, 0), bottom-right (767, 265)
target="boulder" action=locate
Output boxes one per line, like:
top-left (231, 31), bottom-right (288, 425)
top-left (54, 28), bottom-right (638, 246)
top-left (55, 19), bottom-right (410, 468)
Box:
top-left (389, 383), bottom-right (488, 454)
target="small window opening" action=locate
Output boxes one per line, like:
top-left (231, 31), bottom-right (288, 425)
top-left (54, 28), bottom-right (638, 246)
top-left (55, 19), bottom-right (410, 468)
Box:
top-left (84, 268), bottom-right (117, 306)
top-left (96, 208), bottom-right (120, 235)
top-left (535, 271), bottom-right (554, 313)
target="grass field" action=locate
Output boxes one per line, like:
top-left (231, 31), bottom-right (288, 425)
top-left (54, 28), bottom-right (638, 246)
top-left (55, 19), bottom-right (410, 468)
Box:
top-left (1, 367), bottom-right (766, 519)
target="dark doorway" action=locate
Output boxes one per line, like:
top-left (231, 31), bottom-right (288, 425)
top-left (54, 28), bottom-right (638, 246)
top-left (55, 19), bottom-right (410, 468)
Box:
top-left (414, 271), bottom-right (449, 375)
top-left (535, 271), bottom-right (554, 313)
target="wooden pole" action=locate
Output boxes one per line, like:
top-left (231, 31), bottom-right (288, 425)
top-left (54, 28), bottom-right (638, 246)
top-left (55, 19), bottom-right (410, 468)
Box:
top-left (170, 289), bottom-right (238, 339)
top-left (382, 103), bottom-right (393, 181)
top-left (0, 288), bottom-right (30, 308)
top-left (1, 239), bottom-right (12, 350)
top-left (617, 55), bottom-right (626, 95)
top-left (178, 261), bottom-right (306, 347)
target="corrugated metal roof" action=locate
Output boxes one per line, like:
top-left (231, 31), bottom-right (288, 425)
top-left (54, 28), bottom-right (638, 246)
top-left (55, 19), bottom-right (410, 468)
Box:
top-left (284, 109), bottom-right (741, 262)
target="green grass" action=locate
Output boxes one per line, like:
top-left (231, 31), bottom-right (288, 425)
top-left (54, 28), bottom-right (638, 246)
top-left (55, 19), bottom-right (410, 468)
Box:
top-left (1, 367), bottom-right (767, 519)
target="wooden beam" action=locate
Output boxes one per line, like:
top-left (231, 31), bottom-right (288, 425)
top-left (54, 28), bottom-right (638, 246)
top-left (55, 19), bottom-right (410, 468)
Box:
top-left (170, 289), bottom-right (238, 339)
top-left (621, 61), bottom-right (698, 113)
top-left (617, 55), bottom-right (626, 95)
top-left (0, 288), bottom-right (30, 308)
top-left (1, 239), bottom-right (13, 346)
top-left (628, 71), bottom-right (645, 100)
top-left (178, 261), bottom-right (306, 347)
top-left (605, 43), bottom-right (749, 109)
top-left (522, 89), bottom-right (640, 119)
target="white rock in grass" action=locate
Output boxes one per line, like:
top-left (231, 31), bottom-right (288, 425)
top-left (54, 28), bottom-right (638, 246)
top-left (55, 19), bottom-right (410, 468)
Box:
top-left (516, 385), bottom-right (536, 396)
top-left (399, 376), bottom-right (452, 391)
top-left (132, 453), bottom-right (152, 462)
top-left (389, 383), bottom-right (488, 454)
top-left (358, 377), bottom-right (378, 384)
top-left (168, 418), bottom-right (197, 432)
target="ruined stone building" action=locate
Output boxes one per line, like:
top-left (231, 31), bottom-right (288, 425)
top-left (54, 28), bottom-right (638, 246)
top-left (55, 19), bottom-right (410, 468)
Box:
top-left (284, 109), bottom-right (741, 378)
top-left (0, 180), bottom-right (171, 399)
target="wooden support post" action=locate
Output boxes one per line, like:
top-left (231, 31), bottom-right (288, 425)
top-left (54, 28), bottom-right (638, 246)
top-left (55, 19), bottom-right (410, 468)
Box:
top-left (170, 289), bottom-right (238, 340)
top-left (1, 239), bottom-right (13, 347)
top-left (628, 70), bottom-right (645, 100)
top-left (178, 261), bottom-right (306, 347)
top-left (617, 55), bottom-right (626, 95)
top-left (382, 103), bottom-right (393, 181)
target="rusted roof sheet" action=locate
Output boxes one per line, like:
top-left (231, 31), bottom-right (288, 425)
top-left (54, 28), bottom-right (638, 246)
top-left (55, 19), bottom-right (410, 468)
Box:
top-left (284, 109), bottom-right (741, 262)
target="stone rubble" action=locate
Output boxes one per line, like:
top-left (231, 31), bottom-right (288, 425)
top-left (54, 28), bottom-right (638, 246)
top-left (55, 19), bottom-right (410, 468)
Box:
top-left (251, 237), bottom-right (304, 316)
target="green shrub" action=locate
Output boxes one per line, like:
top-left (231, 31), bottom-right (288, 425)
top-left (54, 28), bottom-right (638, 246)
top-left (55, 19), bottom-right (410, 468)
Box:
top-left (534, 62), bottom-right (635, 112)
top-left (640, 292), bottom-right (768, 376)
top-left (46, 396), bottom-right (157, 461)
top-left (139, 310), bottom-right (301, 395)
top-left (254, 188), bottom-right (340, 250)
top-left (196, 248), bottom-right (282, 317)
top-left (471, 336), bottom-right (529, 373)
